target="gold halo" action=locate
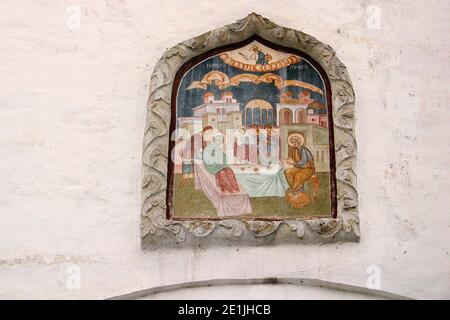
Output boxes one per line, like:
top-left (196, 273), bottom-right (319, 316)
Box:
top-left (288, 133), bottom-right (305, 147)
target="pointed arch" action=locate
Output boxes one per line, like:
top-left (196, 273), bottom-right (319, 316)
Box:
top-left (141, 13), bottom-right (358, 248)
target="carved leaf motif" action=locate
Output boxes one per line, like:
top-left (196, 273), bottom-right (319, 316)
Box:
top-left (320, 45), bottom-right (336, 67)
top-left (149, 60), bottom-right (172, 94)
top-left (341, 212), bottom-right (360, 235)
top-left (336, 181), bottom-right (358, 213)
top-left (295, 31), bottom-right (319, 50)
top-left (146, 118), bottom-right (162, 136)
top-left (229, 17), bottom-right (250, 32)
top-left (328, 59), bottom-right (350, 82)
top-left (256, 14), bottom-right (277, 29)
top-left (338, 167), bottom-right (356, 185)
top-left (333, 82), bottom-right (355, 107)
top-left (215, 29), bottom-right (230, 42)
top-left (219, 220), bottom-right (243, 236)
top-left (183, 31), bottom-right (211, 50)
top-left (148, 144), bottom-right (168, 170)
top-left (284, 220), bottom-right (305, 238)
top-left (176, 227), bottom-right (186, 242)
top-left (351, 220), bottom-right (360, 237)
top-left (307, 219), bottom-right (342, 238)
top-left (164, 45), bottom-right (188, 59)
top-left (141, 217), bottom-right (154, 236)
top-left (244, 221), bottom-right (280, 237)
top-left (272, 26), bottom-right (286, 39)
top-left (335, 128), bottom-right (357, 166)
top-left (336, 157), bottom-right (357, 186)
top-left (141, 198), bottom-right (165, 218)
top-left (142, 173), bottom-right (164, 194)
top-left (188, 222), bottom-right (215, 237)
top-left (334, 103), bottom-right (354, 130)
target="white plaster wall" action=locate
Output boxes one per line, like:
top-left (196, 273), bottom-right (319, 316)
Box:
top-left (0, 0), bottom-right (448, 299)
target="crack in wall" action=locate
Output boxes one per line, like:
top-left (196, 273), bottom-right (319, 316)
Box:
top-left (0, 254), bottom-right (99, 266)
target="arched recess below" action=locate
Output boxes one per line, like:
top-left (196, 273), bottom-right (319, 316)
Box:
top-left (107, 278), bottom-right (412, 300)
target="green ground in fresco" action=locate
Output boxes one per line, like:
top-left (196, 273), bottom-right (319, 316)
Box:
top-left (172, 172), bottom-right (331, 218)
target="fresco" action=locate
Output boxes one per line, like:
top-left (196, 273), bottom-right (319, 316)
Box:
top-left (170, 40), bottom-right (334, 219)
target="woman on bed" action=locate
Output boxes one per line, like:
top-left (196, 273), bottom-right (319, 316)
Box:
top-left (202, 127), bottom-right (240, 193)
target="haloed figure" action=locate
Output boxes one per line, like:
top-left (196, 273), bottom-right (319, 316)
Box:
top-left (283, 133), bottom-right (319, 208)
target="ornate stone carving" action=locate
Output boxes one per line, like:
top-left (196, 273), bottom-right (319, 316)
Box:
top-left (141, 13), bottom-right (359, 248)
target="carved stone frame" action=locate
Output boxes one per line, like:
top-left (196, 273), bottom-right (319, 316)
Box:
top-left (141, 13), bottom-right (358, 248)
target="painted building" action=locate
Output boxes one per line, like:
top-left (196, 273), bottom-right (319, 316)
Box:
top-left (178, 91), bottom-right (242, 134)
top-left (276, 91), bottom-right (328, 128)
top-left (244, 99), bottom-right (274, 127)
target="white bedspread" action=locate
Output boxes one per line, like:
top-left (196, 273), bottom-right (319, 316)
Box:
top-left (194, 163), bottom-right (253, 217)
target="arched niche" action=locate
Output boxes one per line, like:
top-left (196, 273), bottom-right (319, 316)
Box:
top-left (141, 13), bottom-right (358, 248)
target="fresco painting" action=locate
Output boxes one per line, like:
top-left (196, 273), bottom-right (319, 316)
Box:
top-left (170, 40), bottom-right (334, 219)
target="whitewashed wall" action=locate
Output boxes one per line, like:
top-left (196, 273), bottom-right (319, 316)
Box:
top-left (0, 0), bottom-right (449, 299)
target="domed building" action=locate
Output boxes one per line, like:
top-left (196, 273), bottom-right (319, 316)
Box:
top-left (244, 99), bottom-right (274, 127)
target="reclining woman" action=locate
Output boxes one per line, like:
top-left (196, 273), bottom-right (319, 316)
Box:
top-left (202, 127), bottom-right (240, 193)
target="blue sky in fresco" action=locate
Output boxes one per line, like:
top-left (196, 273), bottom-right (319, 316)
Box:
top-left (176, 54), bottom-right (326, 122)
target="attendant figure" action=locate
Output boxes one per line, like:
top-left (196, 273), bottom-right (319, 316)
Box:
top-left (182, 130), bottom-right (203, 178)
top-left (247, 125), bottom-right (259, 165)
top-left (233, 126), bottom-right (250, 164)
top-left (259, 124), bottom-right (279, 166)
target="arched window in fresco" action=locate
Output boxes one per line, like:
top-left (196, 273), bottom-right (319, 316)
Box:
top-left (253, 108), bottom-right (261, 126)
top-left (296, 109), bottom-right (307, 124)
top-left (245, 108), bottom-right (253, 126)
top-left (261, 109), bottom-right (267, 127)
top-left (268, 109), bottom-right (273, 125)
top-left (279, 108), bottom-right (292, 125)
